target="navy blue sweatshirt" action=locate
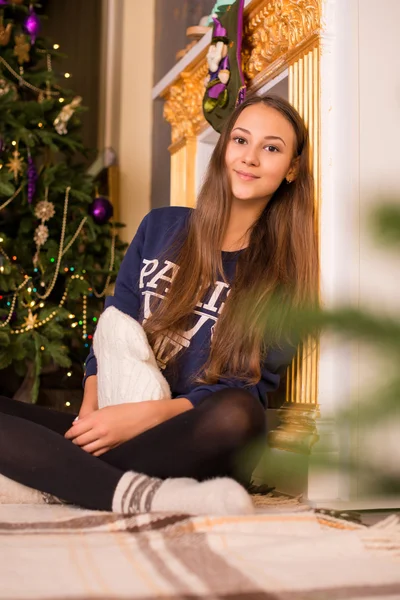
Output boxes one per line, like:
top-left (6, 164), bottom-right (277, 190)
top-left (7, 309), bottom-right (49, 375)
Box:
top-left (84, 206), bottom-right (296, 407)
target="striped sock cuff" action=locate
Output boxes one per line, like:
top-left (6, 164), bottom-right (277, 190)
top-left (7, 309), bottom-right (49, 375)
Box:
top-left (112, 471), bottom-right (163, 514)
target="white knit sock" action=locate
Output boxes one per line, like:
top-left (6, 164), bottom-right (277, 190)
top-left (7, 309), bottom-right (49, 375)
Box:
top-left (112, 471), bottom-right (254, 516)
top-left (93, 306), bottom-right (171, 408)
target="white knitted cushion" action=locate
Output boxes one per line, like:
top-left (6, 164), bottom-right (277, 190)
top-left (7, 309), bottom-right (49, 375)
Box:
top-left (93, 306), bottom-right (171, 408)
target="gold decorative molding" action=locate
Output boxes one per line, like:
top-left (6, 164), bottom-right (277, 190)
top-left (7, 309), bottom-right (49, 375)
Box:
top-left (163, 62), bottom-right (208, 145)
top-left (243, 0), bottom-right (322, 84)
top-left (267, 404), bottom-right (320, 454)
top-left (285, 44), bottom-right (320, 409)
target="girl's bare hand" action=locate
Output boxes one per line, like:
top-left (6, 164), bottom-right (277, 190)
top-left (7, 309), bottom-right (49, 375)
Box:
top-left (64, 404), bottom-right (146, 456)
top-left (64, 398), bottom-right (192, 457)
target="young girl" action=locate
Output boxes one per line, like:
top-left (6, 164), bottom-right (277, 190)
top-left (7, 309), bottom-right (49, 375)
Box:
top-left (0, 94), bottom-right (318, 515)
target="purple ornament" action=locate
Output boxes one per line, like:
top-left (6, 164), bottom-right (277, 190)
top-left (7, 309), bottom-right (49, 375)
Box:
top-left (89, 196), bottom-right (113, 225)
top-left (0, 1), bottom-right (8, 5)
top-left (23, 6), bottom-right (41, 44)
top-left (27, 155), bottom-right (37, 204)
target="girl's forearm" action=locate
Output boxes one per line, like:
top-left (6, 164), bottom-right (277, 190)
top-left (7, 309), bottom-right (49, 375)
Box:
top-left (79, 375), bottom-right (98, 417)
top-left (124, 397), bottom-right (193, 436)
top-left (156, 397), bottom-right (193, 423)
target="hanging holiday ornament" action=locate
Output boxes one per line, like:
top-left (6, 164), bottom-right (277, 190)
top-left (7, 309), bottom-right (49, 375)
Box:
top-left (27, 153), bottom-right (37, 204)
top-left (23, 309), bottom-right (37, 330)
top-left (23, 5), bottom-right (41, 44)
top-left (34, 199), bottom-right (55, 222)
top-left (13, 33), bottom-right (30, 64)
top-left (6, 149), bottom-right (24, 180)
top-left (33, 223), bottom-right (49, 246)
top-left (53, 96), bottom-right (82, 135)
top-left (89, 196), bottom-right (113, 225)
top-left (0, 17), bottom-right (13, 46)
top-left (33, 190), bottom-right (56, 265)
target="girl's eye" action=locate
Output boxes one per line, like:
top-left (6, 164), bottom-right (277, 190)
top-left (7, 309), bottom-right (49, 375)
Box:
top-left (232, 136), bottom-right (247, 144)
top-left (264, 145), bottom-right (279, 152)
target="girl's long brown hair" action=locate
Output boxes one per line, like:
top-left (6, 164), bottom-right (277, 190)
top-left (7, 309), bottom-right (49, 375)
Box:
top-left (144, 94), bottom-right (319, 385)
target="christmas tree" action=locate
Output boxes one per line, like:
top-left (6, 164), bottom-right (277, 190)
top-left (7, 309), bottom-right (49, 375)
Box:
top-left (0, 1), bottom-right (126, 404)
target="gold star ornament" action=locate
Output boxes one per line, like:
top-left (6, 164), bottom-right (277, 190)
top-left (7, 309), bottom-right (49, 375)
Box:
top-left (24, 310), bottom-right (37, 330)
top-left (6, 150), bottom-right (24, 181)
top-left (14, 34), bottom-right (30, 65)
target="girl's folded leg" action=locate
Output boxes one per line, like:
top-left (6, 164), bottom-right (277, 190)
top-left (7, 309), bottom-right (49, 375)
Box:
top-left (0, 407), bottom-right (254, 515)
top-left (0, 394), bottom-right (75, 435)
top-left (0, 410), bottom-right (120, 510)
top-left (101, 387), bottom-right (266, 486)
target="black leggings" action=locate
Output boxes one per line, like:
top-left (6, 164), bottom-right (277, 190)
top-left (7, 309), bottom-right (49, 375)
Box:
top-left (0, 389), bottom-right (266, 511)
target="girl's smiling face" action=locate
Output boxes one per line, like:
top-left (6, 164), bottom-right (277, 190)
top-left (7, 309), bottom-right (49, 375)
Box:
top-left (225, 103), bottom-right (298, 204)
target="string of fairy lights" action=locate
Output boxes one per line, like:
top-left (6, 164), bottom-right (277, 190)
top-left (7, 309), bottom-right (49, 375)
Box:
top-left (0, 234), bottom-right (114, 344)
top-left (0, 38), bottom-right (74, 101)
top-left (0, 55), bottom-right (60, 99)
top-left (0, 180), bottom-right (116, 341)
top-left (0, 204), bottom-right (115, 342)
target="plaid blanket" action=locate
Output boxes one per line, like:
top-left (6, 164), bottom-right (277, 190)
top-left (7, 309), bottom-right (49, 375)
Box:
top-left (1, 504), bottom-right (399, 600)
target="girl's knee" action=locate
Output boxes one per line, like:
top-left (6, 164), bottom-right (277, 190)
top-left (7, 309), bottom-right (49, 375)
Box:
top-left (216, 387), bottom-right (265, 416)
top-left (201, 387), bottom-right (266, 439)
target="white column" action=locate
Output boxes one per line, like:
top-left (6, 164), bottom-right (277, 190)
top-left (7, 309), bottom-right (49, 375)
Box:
top-left (308, 0), bottom-right (361, 503)
top-left (310, 0), bottom-right (400, 507)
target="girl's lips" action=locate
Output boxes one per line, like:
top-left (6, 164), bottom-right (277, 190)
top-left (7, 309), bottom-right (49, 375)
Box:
top-left (234, 170), bottom-right (260, 181)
